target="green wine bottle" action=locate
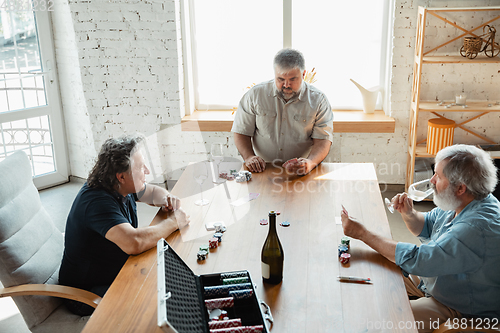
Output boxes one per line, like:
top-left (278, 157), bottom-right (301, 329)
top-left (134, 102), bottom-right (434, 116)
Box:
top-left (261, 210), bottom-right (284, 284)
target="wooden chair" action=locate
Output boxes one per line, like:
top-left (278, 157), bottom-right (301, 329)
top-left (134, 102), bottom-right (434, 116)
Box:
top-left (0, 151), bottom-right (101, 333)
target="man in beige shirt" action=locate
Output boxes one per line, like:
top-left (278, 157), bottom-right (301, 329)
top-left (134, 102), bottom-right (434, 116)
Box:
top-left (231, 49), bottom-right (334, 175)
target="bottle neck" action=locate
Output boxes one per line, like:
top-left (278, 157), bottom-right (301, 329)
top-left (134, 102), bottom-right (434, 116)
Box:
top-left (268, 213), bottom-right (277, 234)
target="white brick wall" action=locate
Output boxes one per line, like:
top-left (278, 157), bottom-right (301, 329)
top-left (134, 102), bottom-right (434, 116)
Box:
top-left (52, 0), bottom-right (500, 184)
top-left (52, 0), bottom-right (183, 180)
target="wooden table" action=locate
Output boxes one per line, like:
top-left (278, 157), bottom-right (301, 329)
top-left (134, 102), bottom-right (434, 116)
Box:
top-left (82, 163), bottom-right (417, 333)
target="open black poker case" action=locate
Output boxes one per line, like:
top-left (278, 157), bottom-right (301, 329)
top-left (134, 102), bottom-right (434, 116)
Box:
top-left (156, 239), bottom-right (271, 333)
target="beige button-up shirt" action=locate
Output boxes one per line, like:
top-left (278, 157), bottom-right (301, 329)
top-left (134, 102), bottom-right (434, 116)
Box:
top-left (231, 80), bottom-right (333, 162)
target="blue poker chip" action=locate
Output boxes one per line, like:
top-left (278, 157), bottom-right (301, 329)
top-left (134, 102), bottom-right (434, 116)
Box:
top-left (280, 221), bottom-right (290, 227)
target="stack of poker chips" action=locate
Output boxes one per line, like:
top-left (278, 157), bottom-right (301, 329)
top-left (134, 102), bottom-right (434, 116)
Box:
top-left (204, 279), bottom-right (254, 302)
top-left (340, 253), bottom-right (351, 264)
top-left (338, 237), bottom-right (351, 264)
top-left (205, 297), bottom-right (235, 310)
top-left (209, 238), bottom-right (219, 249)
top-left (204, 283), bottom-right (252, 297)
top-left (213, 222), bottom-right (227, 233)
top-left (209, 319), bottom-right (242, 330)
top-left (341, 236), bottom-right (350, 248)
top-left (210, 326), bottom-right (264, 333)
top-left (214, 232), bottom-right (223, 243)
top-left (229, 289), bottom-right (253, 300)
top-left (227, 170), bottom-right (238, 181)
top-left (220, 271), bottom-right (247, 279)
top-left (198, 250), bottom-right (208, 261)
top-left (235, 170), bottom-right (252, 183)
top-left (198, 244), bottom-right (210, 260)
top-left (222, 276), bottom-right (249, 285)
top-left (338, 244), bottom-right (348, 257)
top-left (199, 225), bottom-right (227, 260)
top-left (241, 171), bottom-right (252, 181)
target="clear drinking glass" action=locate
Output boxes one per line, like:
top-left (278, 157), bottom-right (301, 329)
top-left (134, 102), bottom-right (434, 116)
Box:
top-left (385, 178), bottom-right (434, 213)
top-left (194, 161), bottom-right (209, 206)
top-left (210, 143), bottom-right (226, 184)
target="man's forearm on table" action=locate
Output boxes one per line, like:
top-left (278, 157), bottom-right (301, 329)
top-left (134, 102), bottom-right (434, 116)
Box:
top-left (234, 133), bottom-right (256, 160)
top-left (106, 216), bottom-right (177, 255)
top-left (307, 139), bottom-right (332, 166)
top-left (133, 221), bottom-right (178, 254)
top-left (360, 230), bottom-right (397, 263)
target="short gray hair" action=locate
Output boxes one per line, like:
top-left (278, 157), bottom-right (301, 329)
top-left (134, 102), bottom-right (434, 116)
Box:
top-left (273, 48), bottom-right (305, 72)
top-left (435, 144), bottom-right (498, 200)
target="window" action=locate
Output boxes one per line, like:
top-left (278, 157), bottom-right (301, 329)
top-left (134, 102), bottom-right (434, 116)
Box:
top-left (0, 5), bottom-right (69, 188)
top-left (183, 0), bottom-right (391, 112)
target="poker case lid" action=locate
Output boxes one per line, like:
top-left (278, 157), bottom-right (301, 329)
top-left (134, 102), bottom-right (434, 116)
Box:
top-left (156, 239), bottom-right (269, 333)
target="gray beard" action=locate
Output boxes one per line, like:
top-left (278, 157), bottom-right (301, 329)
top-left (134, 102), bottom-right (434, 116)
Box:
top-left (280, 90), bottom-right (298, 100)
top-left (433, 184), bottom-right (461, 211)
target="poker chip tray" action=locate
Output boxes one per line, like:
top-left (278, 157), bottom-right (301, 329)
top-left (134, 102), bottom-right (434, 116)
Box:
top-left (157, 239), bottom-right (269, 333)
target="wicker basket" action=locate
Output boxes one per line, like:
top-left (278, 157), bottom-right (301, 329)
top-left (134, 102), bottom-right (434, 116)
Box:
top-left (463, 37), bottom-right (482, 53)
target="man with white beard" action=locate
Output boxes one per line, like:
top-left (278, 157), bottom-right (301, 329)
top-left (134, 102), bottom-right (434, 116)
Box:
top-left (341, 144), bottom-right (500, 333)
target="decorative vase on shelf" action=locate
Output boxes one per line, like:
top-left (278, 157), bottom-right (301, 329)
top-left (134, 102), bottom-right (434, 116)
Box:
top-left (350, 78), bottom-right (382, 114)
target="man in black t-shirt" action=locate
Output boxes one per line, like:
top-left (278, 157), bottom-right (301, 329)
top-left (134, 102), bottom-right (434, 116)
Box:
top-left (59, 134), bottom-right (189, 316)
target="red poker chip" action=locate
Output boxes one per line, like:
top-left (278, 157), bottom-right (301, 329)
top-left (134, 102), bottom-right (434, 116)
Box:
top-left (259, 219), bottom-right (268, 225)
top-left (339, 253), bottom-right (351, 264)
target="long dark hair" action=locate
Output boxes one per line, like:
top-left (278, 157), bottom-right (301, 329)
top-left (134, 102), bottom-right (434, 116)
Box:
top-left (87, 134), bottom-right (144, 193)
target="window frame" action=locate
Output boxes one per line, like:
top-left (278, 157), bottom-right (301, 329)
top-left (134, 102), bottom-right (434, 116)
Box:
top-left (0, 8), bottom-right (69, 189)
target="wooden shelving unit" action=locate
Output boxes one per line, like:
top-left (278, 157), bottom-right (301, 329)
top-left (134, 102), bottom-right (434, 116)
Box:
top-left (406, 6), bottom-right (500, 190)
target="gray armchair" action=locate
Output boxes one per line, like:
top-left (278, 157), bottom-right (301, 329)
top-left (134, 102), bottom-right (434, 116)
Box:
top-left (0, 151), bottom-right (101, 333)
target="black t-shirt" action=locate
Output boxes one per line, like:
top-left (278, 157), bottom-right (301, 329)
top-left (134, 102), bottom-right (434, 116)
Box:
top-left (59, 183), bottom-right (139, 292)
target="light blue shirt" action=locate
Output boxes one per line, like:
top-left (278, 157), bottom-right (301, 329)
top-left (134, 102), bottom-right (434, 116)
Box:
top-left (395, 194), bottom-right (500, 318)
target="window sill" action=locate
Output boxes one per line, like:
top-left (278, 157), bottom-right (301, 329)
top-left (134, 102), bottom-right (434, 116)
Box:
top-left (332, 110), bottom-right (395, 133)
top-left (181, 110), bottom-right (395, 133)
